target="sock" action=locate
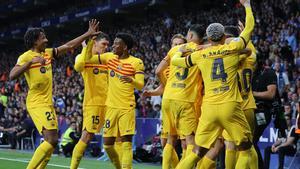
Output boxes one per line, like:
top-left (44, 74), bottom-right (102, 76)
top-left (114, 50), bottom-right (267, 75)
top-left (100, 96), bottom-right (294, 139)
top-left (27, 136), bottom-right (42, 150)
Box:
top-left (186, 144), bottom-right (194, 156)
top-left (181, 149), bottom-right (186, 160)
top-left (26, 141), bottom-right (54, 169)
top-left (114, 141), bottom-right (123, 163)
top-left (235, 149), bottom-right (251, 169)
top-left (163, 143), bottom-right (173, 169)
top-left (104, 144), bottom-right (121, 169)
top-left (70, 140), bottom-right (87, 169)
top-left (175, 152), bottom-right (200, 169)
top-left (225, 149), bottom-right (237, 169)
top-left (171, 147), bottom-right (179, 168)
top-left (197, 156), bottom-right (216, 169)
top-left (249, 146), bottom-right (258, 169)
top-left (36, 148), bottom-right (54, 169)
top-left (121, 142), bottom-right (132, 169)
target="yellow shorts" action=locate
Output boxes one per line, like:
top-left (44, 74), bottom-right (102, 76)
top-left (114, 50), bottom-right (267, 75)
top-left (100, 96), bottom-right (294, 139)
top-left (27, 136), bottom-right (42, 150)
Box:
top-left (223, 108), bottom-right (255, 141)
top-left (82, 105), bottom-right (106, 133)
top-left (195, 102), bottom-right (251, 149)
top-left (161, 98), bottom-right (172, 137)
top-left (103, 107), bottom-right (135, 137)
top-left (27, 106), bottom-right (58, 134)
top-left (168, 100), bottom-right (197, 137)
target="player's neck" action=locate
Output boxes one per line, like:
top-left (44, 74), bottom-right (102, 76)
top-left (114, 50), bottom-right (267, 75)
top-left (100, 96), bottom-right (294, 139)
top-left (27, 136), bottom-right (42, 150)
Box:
top-left (31, 48), bottom-right (42, 53)
top-left (118, 52), bottom-right (129, 59)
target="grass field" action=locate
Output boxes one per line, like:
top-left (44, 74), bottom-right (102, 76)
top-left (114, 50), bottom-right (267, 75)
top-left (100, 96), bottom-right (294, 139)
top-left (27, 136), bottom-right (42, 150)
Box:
top-left (0, 149), bottom-right (161, 169)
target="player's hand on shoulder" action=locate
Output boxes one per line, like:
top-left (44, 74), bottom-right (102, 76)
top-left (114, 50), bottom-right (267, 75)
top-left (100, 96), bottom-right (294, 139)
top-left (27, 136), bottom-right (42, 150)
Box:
top-left (179, 45), bottom-right (192, 54)
top-left (31, 56), bottom-right (46, 65)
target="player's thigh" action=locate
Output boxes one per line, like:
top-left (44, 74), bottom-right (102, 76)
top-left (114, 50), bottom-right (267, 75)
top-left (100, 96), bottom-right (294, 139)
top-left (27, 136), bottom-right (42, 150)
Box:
top-left (83, 106), bottom-right (106, 134)
top-left (103, 107), bottom-right (119, 137)
top-left (119, 108), bottom-right (135, 136)
top-left (175, 101), bottom-right (197, 137)
top-left (220, 102), bottom-right (251, 146)
top-left (195, 103), bottom-right (222, 149)
top-left (28, 106), bottom-right (58, 135)
top-left (162, 99), bottom-right (176, 136)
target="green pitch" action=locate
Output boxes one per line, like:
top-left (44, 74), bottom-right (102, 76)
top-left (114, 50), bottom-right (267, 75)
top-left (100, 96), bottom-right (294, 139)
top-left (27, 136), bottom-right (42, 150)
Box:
top-left (0, 149), bottom-right (161, 169)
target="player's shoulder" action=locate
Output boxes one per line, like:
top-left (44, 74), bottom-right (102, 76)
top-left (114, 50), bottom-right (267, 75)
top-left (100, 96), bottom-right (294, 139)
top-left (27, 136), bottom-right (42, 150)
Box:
top-left (129, 55), bottom-right (144, 65)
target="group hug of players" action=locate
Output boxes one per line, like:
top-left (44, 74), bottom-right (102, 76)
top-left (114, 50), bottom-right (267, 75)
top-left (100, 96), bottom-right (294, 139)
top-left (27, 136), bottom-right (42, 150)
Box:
top-left (9, 0), bottom-right (259, 168)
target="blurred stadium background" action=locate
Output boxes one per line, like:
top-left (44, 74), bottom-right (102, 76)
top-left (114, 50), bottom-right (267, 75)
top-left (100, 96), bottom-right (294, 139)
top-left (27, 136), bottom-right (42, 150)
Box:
top-left (0, 0), bottom-right (299, 169)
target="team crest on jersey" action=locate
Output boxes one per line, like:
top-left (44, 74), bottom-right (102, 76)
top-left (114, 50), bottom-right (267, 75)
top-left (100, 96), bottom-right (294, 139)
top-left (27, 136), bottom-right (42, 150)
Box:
top-left (40, 67), bottom-right (46, 73)
top-left (110, 70), bottom-right (115, 77)
top-left (117, 65), bottom-right (122, 70)
top-left (93, 68), bottom-right (99, 74)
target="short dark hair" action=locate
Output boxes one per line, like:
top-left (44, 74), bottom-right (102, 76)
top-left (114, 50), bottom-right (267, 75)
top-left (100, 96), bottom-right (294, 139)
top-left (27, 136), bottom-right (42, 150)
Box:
top-left (189, 24), bottom-right (205, 39)
top-left (24, 27), bottom-right (45, 49)
top-left (224, 26), bottom-right (239, 37)
top-left (171, 34), bottom-right (187, 43)
top-left (116, 33), bottom-right (134, 50)
top-left (95, 32), bottom-right (110, 42)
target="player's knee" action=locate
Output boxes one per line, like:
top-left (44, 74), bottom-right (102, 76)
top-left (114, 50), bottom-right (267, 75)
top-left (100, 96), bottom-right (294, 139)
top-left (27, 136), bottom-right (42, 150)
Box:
top-left (80, 131), bottom-right (93, 144)
top-left (193, 146), bottom-right (208, 158)
top-left (236, 140), bottom-right (252, 151)
top-left (225, 141), bottom-right (236, 150)
top-left (181, 139), bottom-right (187, 149)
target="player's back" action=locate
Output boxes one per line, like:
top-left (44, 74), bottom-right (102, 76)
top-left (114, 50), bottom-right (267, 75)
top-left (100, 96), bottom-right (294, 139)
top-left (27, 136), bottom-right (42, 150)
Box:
top-left (164, 42), bottom-right (202, 103)
top-left (193, 44), bottom-right (242, 104)
top-left (238, 41), bottom-right (256, 110)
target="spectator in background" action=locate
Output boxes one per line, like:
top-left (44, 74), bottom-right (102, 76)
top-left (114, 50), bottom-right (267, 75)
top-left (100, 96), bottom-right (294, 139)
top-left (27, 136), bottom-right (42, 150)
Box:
top-left (60, 121), bottom-right (80, 157)
top-left (274, 62), bottom-right (290, 96)
top-left (264, 113), bottom-right (299, 169)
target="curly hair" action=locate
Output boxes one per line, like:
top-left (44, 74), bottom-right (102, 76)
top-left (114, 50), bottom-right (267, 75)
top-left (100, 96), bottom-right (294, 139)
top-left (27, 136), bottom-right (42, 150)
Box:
top-left (24, 27), bottom-right (45, 49)
top-left (116, 33), bottom-right (134, 50)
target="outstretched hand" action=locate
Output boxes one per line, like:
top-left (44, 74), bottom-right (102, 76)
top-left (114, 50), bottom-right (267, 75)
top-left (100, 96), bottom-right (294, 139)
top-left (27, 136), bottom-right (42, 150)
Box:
top-left (87, 19), bottom-right (101, 37)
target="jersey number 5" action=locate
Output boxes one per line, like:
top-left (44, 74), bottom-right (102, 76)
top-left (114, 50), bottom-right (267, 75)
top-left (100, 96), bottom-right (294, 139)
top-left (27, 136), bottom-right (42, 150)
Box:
top-left (211, 58), bottom-right (228, 82)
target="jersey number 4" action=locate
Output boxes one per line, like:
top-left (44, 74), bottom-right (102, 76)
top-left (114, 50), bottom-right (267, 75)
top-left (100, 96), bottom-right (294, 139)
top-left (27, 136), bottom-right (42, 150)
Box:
top-left (211, 58), bottom-right (228, 82)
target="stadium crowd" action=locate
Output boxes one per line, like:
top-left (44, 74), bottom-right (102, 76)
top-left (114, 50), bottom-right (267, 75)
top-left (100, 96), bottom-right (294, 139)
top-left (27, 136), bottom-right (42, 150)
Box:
top-left (0, 0), bottom-right (299, 157)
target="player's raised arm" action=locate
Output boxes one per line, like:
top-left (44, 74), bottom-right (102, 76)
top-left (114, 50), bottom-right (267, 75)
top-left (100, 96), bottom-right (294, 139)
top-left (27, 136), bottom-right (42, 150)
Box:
top-left (74, 39), bottom-right (95, 72)
top-left (238, 0), bottom-right (254, 47)
top-left (55, 19), bottom-right (100, 58)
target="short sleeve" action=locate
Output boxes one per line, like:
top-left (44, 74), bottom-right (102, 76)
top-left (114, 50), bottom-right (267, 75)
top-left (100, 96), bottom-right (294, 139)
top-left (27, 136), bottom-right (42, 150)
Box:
top-left (265, 70), bottom-right (277, 86)
top-left (16, 54), bottom-right (29, 66)
top-left (45, 48), bottom-right (55, 60)
top-left (190, 51), bottom-right (201, 67)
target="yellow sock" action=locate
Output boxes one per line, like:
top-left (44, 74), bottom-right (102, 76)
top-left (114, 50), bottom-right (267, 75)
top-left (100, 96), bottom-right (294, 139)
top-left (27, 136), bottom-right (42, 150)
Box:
top-left (114, 141), bottom-right (123, 163)
top-left (235, 149), bottom-right (251, 169)
top-left (121, 142), bottom-right (132, 169)
top-left (104, 144), bottom-right (121, 169)
top-left (70, 140), bottom-right (87, 169)
top-left (249, 146), bottom-right (258, 169)
top-left (186, 144), bottom-right (194, 157)
top-left (175, 152), bottom-right (200, 169)
top-left (26, 141), bottom-right (54, 169)
top-left (36, 149), bottom-right (54, 169)
top-left (197, 156), bottom-right (216, 169)
top-left (171, 147), bottom-right (179, 168)
top-left (162, 143), bottom-right (173, 169)
top-left (181, 149), bottom-right (186, 160)
top-left (225, 149), bottom-right (237, 169)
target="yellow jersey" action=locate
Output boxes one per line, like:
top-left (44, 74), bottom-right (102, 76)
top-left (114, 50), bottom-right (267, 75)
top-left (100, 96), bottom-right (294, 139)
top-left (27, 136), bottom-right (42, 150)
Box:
top-left (100, 52), bottom-right (145, 109)
top-left (16, 48), bottom-right (54, 108)
top-left (188, 39), bottom-right (248, 104)
top-left (238, 41), bottom-right (257, 110)
top-left (74, 43), bottom-right (108, 106)
top-left (164, 42), bottom-right (202, 103)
